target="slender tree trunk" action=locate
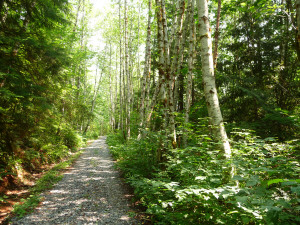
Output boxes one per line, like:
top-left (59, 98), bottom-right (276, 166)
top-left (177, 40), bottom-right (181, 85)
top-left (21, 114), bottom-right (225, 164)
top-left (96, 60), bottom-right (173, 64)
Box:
top-left (144, 0), bottom-right (166, 132)
top-left (159, 0), bottom-right (168, 134)
top-left (168, 0), bottom-right (186, 148)
top-left (161, 0), bottom-right (170, 70)
top-left (175, 17), bottom-right (189, 113)
top-left (125, 0), bottom-right (131, 139)
top-left (83, 68), bottom-right (103, 134)
top-left (161, 0), bottom-right (177, 146)
top-left (196, 0), bottom-right (231, 158)
top-left (137, 1), bottom-right (141, 94)
top-left (183, 0), bottom-right (196, 147)
top-left (156, 0), bottom-right (165, 105)
top-left (115, 48), bottom-right (119, 129)
top-left (109, 43), bottom-right (115, 131)
top-left (138, 0), bottom-right (152, 140)
top-left (128, 19), bottom-right (135, 117)
top-left (213, 0), bottom-right (221, 68)
top-left (119, 0), bottom-right (123, 132)
top-left (73, 0), bottom-right (82, 32)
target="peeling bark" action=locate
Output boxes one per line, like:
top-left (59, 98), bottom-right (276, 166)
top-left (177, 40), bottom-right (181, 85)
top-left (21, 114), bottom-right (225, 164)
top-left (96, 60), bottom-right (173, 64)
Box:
top-left (196, 0), bottom-right (231, 158)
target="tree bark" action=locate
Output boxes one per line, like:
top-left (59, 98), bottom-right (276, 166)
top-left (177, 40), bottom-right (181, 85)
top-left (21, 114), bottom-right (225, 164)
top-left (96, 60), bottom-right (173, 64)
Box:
top-left (138, 0), bottom-right (152, 140)
top-left (144, 0), bottom-right (165, 128)
top-left (119, 0), bottom-right (123, 132)
top-left (115, 48), bottom-right (118, 129)
top-left (83, 67), bottom-right (103, 134)
top-left (166, 0), bottom-right (185, 148)
top-left (109, 43), bottom-right (115, 131)
top-left (196, 0), bottom-right (231, 158)
top-left (175, 16), bottom-right (189, 113)
top-left (183, 0), bottom-right (196, 147)
top-left (124, 0), bottom-right (131, 139)
top-left (213, 0), bottom-right (221, 68)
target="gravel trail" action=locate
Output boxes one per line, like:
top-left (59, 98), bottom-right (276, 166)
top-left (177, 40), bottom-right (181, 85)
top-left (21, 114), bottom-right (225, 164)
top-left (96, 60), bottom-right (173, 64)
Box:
top-left (12, 137), bottom-right (138, 225)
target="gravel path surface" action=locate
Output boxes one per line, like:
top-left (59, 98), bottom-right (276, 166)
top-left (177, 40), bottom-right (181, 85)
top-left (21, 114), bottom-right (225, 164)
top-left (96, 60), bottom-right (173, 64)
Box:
top-left (12, 137), bottom-right (139, 225)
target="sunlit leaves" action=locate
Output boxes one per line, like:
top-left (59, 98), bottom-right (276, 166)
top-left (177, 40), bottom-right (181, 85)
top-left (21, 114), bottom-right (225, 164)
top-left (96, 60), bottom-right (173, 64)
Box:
top-left (108, 129), bottom-right (299, 224)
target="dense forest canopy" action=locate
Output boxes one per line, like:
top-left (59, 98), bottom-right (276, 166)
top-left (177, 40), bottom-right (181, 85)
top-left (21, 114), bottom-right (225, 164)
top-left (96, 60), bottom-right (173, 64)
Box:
top-left (0, 0), bottom-right (299, 224)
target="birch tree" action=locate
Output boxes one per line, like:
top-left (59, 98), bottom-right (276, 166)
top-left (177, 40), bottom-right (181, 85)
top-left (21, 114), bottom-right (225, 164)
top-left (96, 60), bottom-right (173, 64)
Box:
top-left (196, 0), bottom-right (231, 158)
top-left (125, 0), bottom-right (131, 139)
top-left (109, 42), bottom-right (115, 130)
top-left (167, 0), bottom-right (186, 148)
top-left (183, 0), bottom-right (196, 147)
top-left (213, 0), bottom-right (221, 68)
top-left (118, 0), bottom-right (124, 132)
top-left (138, 0), bottom-right (152, 139)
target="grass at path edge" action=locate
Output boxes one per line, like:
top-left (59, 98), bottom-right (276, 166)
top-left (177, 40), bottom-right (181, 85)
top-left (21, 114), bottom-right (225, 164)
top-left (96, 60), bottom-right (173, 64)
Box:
top-left (11, 150), bottom-right (83, 218)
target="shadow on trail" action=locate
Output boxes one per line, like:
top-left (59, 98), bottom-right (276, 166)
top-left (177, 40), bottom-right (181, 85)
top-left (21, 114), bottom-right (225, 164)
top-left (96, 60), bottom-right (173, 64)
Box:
top-left (12, 137), bottom-right (137, 225)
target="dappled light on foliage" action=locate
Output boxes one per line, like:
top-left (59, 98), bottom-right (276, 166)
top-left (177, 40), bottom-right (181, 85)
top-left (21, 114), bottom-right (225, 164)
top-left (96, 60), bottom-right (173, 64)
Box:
top-left (107, 128), bottom-right (299, 224)
top-left (1, 0), bottom-right (299, 224)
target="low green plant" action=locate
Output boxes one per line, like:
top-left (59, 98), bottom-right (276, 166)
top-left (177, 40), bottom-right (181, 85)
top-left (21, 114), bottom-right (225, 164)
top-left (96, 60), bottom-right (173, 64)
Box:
top-left (61, 126), bottom-right (83, 151)
top-left (12, 150), bottom-right (82, 218)
top-left (13, 195), bottom-right (41, 218)
top-left (107, 129), bottom-right (300, 224)
top-left (0, 194), bottom-right (9, 203)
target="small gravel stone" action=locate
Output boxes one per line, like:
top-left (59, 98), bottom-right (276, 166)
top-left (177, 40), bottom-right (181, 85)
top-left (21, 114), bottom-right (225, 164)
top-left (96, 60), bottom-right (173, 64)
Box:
top-left (11, 137), bottom-right (139, 225)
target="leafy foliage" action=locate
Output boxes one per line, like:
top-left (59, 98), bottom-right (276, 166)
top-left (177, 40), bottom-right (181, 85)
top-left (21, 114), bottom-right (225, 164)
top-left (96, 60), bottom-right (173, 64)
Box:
top-left (0, 0), bottom-right (95, 184)
top-left (107, 129), bottom-right (300, 224)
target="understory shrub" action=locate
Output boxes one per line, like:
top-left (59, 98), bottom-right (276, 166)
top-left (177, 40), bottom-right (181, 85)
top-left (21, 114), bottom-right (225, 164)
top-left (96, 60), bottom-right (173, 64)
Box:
top-left (107, 130), bottom-right (300, 225)
top-left (0, 123), bottom-right (84, 185)
top-left (60, 126), bottom-right (83, 151)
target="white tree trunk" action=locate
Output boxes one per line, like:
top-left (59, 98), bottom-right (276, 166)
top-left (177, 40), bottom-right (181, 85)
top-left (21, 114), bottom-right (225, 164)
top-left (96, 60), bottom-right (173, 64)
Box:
top-left (138, 0), bottom-right (152, 140)
top-left (115, 48), bottom-right (119, 129)
top-left (145, 0), bottom-right (165, 128)
top-left (84, 66), bottom-right (103, 134)
top-left (168, 0), bottom-right (186, 148)
top-left (183, 0), bottom-right (196, 147)
top-left (118, 0), bottom-right (123, 131)
top-left (109, 43), bottom-right (115, 131)
top-left (174, 14), bottom-right (189, 114)
top-left (125, 0), bottom-right (131, 139)
top-left (196, 0), bottom-right (231, 158)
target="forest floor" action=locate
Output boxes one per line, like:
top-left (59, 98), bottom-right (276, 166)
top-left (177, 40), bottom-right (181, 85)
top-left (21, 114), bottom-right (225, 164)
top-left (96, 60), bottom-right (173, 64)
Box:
top-left (0, 163), bottom-right (59, 224)
top-left (3, 137), bottom-right (140, 224)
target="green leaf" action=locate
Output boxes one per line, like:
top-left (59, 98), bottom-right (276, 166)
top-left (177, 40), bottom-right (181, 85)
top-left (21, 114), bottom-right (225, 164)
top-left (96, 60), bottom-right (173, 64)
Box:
top-left (291, 186), bottom-right (300, 195)
top-left (242, 216), bottom-right (250, 224)
top-left (246, 176), bottom-right (259, 186)
top-left (235, 196), bottom-right (248, 203)
top-left (233, 175), bottom-right (245, 181)
top-left (267, 179), bottom-right (300, 186)
top-left (267, 179), bottom-right (284, 186)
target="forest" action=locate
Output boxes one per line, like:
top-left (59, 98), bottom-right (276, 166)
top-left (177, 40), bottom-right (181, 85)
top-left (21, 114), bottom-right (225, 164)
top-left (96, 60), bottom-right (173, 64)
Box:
top-left (0, 0), bottom-right (299, 224)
